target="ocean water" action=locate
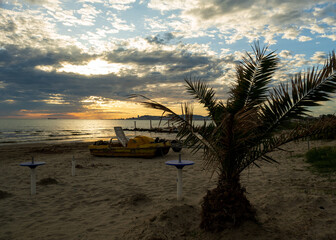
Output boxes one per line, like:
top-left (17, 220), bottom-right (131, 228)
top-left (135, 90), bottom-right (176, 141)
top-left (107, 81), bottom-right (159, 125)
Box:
top-left (0, 119), bottom-right (203, 145)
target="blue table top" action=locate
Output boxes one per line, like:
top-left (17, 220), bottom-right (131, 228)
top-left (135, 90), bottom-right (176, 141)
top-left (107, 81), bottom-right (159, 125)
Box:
top-left (165, 160), bottom-right (194, 169)
top-left (20, 162), bottom-right (46, 168)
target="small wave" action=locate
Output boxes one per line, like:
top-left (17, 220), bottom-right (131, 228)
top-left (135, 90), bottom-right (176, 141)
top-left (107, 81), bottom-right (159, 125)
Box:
top-left (48, 134), bottom-right (70, 137)
top-left (71, 132), bottom-right (91, 136)
top-left (71, 131), bottom-right (81, 134)
top-left (0, 140), bottom-right (18, 144)
top-left (45, 138), bottom-right (67, 141)
top-left (31, 132), bottom-right (41, 136)
top-left (14, 130), bottom-right (27, 133)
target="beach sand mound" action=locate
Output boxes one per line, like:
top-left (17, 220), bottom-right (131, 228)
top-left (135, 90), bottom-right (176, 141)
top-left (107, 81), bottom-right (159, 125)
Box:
top-left (37, 177), bottom-right (59, 185)
top-left (123, 204), bottom-right (270, 240)
top-left (0, 190), bottom-right (12, 199)
top-left (123, 204), bottom-right (199, 240)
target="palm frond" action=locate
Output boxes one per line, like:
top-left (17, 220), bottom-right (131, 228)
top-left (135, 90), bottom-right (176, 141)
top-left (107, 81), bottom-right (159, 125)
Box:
top-left (239, 116), bottom-right (336, 174)
top-left (184, 77), bottom-right (226, 125)
top-left (129, 94), bottom-right (218, 156)
top-left (260, 51), bottom-right (336, 133)
top-left (228, 42), bottom-right (279, 113)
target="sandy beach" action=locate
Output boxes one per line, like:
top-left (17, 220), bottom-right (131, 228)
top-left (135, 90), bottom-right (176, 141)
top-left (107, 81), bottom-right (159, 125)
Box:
top-left (0, 139), bottom-right (336, 240)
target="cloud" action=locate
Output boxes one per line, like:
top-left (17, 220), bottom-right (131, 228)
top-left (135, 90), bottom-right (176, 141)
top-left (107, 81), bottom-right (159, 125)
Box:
top-left (76, 3), bottom-right (101, 26)
top-left (105, 0), bottom-right (136, 10)
top-left (281, 27), bottom-right (300, 40)
top-left (107, 14), bottom-right (135, 31)
top-left (0, 81), bottom-right (7, 88)
top-left (145, 32), bottom-right (176, 44)
top-left (145, 17), bottom-right (169, 32)
top-left (147, 0), bottom-right (335, 44)
top-left (147, 0), bottom-right (189, 12)
top-left (322, 34), bottom-right (336, 41)
top-left (311, 51), bottom-right (327, 64)
top-left (0, 8), bottom-right (80, 50)
top-left (279, 50), bottom-right (293, 59)
top-left (23, 0), bottom-right (61, 8)
top-left (78, 0), bottom-right (103, 3)
top-left (298, 36), bottom-right (312, 42)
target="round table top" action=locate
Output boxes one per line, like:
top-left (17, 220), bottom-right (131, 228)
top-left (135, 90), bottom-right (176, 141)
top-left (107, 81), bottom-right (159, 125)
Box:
top-left (165, 160), bottom-right (194, 169)
top-left (20, 162), bottom-right (46, 168)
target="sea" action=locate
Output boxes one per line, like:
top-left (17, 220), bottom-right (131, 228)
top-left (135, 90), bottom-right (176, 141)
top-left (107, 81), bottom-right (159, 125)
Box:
top-left (0, 119), bottom-right (206, 145)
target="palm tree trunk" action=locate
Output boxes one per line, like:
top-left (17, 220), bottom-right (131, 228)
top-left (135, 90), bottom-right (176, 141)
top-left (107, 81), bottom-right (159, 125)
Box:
top-left (200, 174), bottom-right (256, 231)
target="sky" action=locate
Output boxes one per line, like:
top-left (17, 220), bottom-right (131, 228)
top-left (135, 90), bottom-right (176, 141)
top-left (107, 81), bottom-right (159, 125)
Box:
top-left (0, 0), bottom-right (336, 119)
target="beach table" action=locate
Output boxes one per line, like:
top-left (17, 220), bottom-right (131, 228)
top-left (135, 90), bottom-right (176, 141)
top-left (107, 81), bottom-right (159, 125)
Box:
top-left (20, 157), bottom-right (45, 195)
top-left (165, 154), bottom-right (194, 201)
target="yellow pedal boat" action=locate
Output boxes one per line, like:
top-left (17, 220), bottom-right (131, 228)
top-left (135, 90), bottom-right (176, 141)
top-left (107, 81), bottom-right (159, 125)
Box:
top-left (89, 135), bottom-right (171, 158)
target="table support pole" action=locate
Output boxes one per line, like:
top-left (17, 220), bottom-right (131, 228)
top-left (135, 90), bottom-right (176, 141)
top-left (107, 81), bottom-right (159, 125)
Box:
top-left (177, 169), bottom-right (183, 201)
top-left (30, 168), bottom-right (36, 195)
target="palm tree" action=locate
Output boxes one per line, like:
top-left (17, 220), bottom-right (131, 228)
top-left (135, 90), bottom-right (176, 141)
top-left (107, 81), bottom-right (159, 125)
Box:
top-left (132, 43), bottom-right (336, 231)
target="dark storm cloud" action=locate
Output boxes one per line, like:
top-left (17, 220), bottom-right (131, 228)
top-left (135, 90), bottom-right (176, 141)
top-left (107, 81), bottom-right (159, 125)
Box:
top-left (1, 44), bottom-right (95, 68)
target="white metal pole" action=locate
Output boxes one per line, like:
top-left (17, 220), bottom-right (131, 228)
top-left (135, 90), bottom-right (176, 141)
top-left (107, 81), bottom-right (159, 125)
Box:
top-left (30, 168), bottom-right (36, 195)
top-left (72, 156), bottom-right (76, 176)
top-left (177, 169), bottom-right (183, 201)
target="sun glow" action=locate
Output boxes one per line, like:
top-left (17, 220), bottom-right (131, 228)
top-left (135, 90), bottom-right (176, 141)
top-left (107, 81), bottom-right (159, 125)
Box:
top-left (79, 96), bottom-right (198, 119)
top-left (35, 59), bottom-right (133, 76)
top-left (57, 59), bottom-right (133, 75)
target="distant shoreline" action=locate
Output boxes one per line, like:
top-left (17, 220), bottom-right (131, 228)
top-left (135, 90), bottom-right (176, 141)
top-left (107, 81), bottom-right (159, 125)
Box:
top-left (115, 115), bottom-right (211, 121)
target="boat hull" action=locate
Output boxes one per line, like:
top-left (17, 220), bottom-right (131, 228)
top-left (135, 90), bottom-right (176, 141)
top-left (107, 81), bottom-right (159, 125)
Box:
top-left (89, 142), bottom-right (170, 158)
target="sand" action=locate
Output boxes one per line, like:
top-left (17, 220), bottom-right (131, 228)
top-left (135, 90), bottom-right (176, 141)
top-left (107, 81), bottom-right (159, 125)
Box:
top-left (0, 139), bottom-right (336, 240)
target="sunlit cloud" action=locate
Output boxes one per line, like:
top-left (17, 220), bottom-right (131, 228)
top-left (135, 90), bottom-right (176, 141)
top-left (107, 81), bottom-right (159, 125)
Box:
top-left (322, 34), bottom-right (336, 41)
top-left (57, 59), bottom-right (133, 76)
top-left (148, 0), bottom-right (189, 12)
top-left (23, 0), bottom-right (62, 9)
top-left (35, 65), bottom-right (55, 72)
top-left (298, 36), bottom-right (312, 42)
top-left (145, 17), bottom-right (169, 32)
top-left (2, 99), bottom-right (15, 104)
top-left (40, 94), bottom-right (70, 105)
top-left (311, 51), bottom-right (327, 64)
top-left (105, 0), bottom-right (136, 11)
top-left (279, 50), bottom-right (293, 59)
top-left (108, 14), bottom-right (135, 32)
top-left (0, 81), bottom-right (7, 88)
